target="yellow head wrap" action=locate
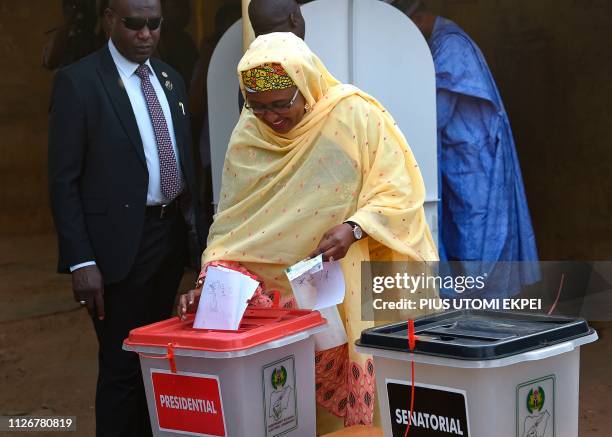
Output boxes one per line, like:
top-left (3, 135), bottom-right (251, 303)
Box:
top-left (241, 62), bottom-right (295, 92)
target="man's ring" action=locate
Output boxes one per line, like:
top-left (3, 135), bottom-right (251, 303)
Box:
top-left (79, 300), bottom-right (87, 306)
top-left (329, 256), bottom-right (335, 262)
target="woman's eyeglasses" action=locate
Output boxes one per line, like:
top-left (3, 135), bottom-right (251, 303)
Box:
top-left (109, 9), bottom-right (163, 31)
top-left (244, 88), bottom-right (300, 115)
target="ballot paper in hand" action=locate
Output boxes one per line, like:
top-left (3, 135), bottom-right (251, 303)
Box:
top-left (285, 254), bottom-right (345, 310)
top-left (193, 266), bottom-right (260, 330)
top-left (286, 255), bottom-right (347, 350)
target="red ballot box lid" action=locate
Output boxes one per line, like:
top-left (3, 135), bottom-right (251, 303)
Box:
top-left (124, 307), bottom-right (325, 352)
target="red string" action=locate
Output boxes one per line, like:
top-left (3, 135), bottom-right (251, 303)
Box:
top-left (547, 273), bottom-right (565, 316)
top-left (271, 290), bottom-right (281, 308)
top-left (138, 343), bottom-right (177, 373)
top-left (166, 343), bottom-right (177, 373)
top-left (404, 320), bottom-right (417, 437)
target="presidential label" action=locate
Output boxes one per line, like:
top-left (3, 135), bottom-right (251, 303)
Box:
top-left (151, 369), bottom-right (226, 436)
top-left (387, 380), bottom-right (470, 436)
top-left (263, 355), bottom-right (298, 436)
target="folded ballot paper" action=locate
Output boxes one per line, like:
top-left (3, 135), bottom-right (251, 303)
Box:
top-left (285, 254), bottom-right (347, 350)
top-left (193, 265), bottom-right (260, 330)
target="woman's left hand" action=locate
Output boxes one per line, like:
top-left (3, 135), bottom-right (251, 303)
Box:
top-left (309, 223), bottom-right (356, 262)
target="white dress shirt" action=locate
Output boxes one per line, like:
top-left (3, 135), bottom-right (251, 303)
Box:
top-left (108, 39), bottom-right (184, 205)
top-left (71, 40), bottom-right (184, 273)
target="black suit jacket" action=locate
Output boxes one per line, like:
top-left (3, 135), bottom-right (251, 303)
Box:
top-left (48, 45), bottom-right (204, 284)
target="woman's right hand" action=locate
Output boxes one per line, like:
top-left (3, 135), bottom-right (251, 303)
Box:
top-left (177, 288), bottom-right (202, 321)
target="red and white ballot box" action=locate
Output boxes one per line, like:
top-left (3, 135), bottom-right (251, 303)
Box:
top-left (123, 308), bottom-right (326, 437)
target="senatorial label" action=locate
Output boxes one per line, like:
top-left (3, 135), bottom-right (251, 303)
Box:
top-left (386, 379), bottom-right (470, 436)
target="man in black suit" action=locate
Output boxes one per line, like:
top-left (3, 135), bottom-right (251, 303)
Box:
top-left (48, 0), bottom-right (203, 435)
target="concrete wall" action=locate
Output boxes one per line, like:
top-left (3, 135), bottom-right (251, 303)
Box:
top-left (0, 1), bottom-right (61, 235)
top-left (1, 0), bottom-right (611, 259)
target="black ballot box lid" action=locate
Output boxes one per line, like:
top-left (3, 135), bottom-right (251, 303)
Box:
top-left (356, 310), bottom-right (594, 361)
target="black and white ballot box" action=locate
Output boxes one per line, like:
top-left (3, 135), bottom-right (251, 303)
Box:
top-left (355, 310), bottom-right (597, 437)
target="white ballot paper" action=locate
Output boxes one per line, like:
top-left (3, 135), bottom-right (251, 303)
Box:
top-left (286, 255), bottom-right (347, 350)
top-left (193, 266), bottom-right (260, 330)
top-left (285, 254), bottom-right (345, 310)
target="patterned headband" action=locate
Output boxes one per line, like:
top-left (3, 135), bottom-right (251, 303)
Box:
top-left (241, 63), bottom-right (295, 93)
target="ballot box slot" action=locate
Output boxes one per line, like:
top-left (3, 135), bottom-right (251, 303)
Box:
top-left (240, 317), bottom-right (283, 325)
top-left (356, 310), bottom-right (592, 360)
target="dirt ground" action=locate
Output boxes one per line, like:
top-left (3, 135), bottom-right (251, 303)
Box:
top-left (1, 234), bottom-right (611, 436)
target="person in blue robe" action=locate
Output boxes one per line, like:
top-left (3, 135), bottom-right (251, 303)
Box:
top-left (387, 0), bottom-right (539, 297)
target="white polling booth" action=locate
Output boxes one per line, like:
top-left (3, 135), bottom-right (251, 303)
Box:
top-left (207, 0), bottom-right (439, 243)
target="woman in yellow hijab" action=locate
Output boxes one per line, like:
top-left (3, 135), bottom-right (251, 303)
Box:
top-left (179, 32), bottom-right (437, 431)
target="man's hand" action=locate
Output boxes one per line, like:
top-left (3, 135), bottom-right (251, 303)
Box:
top-left (308, 223), bottom-right (356, 262)
top-left (177, 288), bottom-right (202, 321)
top-left (72, 265), bottom-right (105, 320)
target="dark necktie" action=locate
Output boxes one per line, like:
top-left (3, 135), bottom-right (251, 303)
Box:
top-left (135, 63), bottom-right (183, 202)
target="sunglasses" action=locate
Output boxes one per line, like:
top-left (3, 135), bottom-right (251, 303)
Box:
top-left (110, 9), bottom-right (163, 31)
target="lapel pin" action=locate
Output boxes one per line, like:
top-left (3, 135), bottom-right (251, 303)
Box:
top-left (162, 71), bottom-right (168, 78)
top-left (179, 102), bottom-right (185, 115)
top-left (165, 80), bottom-right (173, 91)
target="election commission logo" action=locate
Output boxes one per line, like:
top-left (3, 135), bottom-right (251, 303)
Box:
top-left (263, 356), bottom-right (298, 436)
top-left (271, 366), bottom-right (288, 390)
top-left (517, 375), bottom-right (555, 437)
top-left (527, 387), bottom-right (545, 414)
